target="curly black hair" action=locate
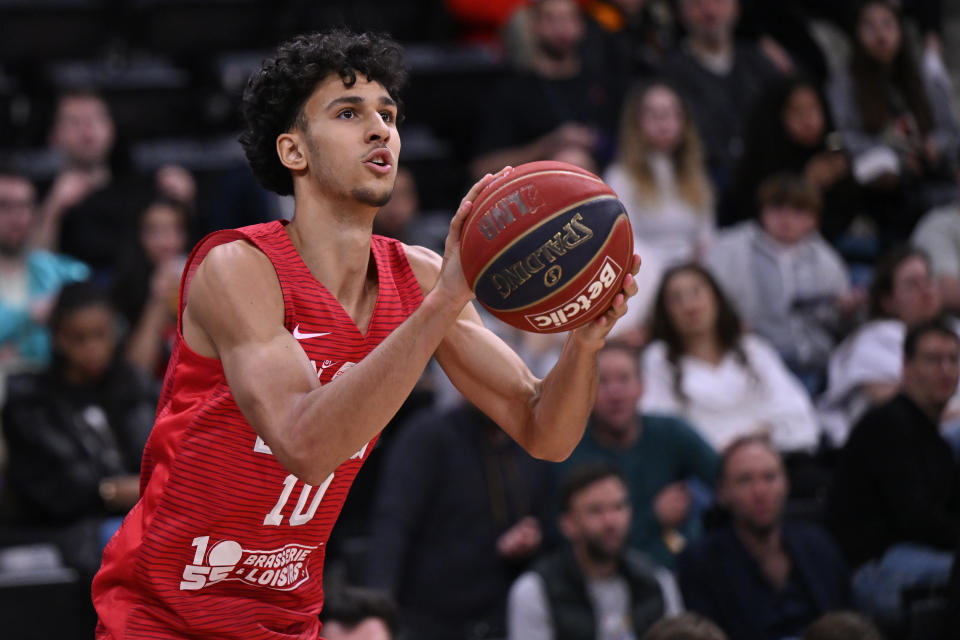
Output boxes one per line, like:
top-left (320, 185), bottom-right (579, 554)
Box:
top-left (239, 29), bottom-right (407, 196)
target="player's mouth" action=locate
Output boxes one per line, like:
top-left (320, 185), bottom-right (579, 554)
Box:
top-left (362, 149), bottom-right (393, 175)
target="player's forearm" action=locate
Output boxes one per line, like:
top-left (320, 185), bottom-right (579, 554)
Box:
top-left (523, 333), bottom-right (600, 461)
top-left (283, 289), bottom-right (467, 485)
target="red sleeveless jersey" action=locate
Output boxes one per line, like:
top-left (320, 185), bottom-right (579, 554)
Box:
top-left (92, 221), bottom-right (423, 639)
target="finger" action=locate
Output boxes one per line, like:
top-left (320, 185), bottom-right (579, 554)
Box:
top-left (630, 253), bottom-right (642, 275)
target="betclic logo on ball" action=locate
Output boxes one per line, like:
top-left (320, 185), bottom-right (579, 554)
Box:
top-left (524, 256), bottom-right (623, 330)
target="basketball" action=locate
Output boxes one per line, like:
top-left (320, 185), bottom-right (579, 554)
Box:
top-left (460, 161), bottom-right (634, 333)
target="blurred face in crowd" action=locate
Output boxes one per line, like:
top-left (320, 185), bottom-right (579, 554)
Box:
top-left (719, 441), bottom-right (787, 536)
top-left (0, 175), bottom-right (37, 257)
top-left (51, 94), bottom-right (116, 169)
top-left (612, 0), bottom-right (646, 17)
top-left (141, 202), bottom-right (187, 266)
top-left (760, 204), bottom-right (818, 246)
top-left (374, 167), bottom-right (418, 239)
top-left (858, 3), bottom-right (902, 65)
top-left (903, 332), bottom-right (960, 412)
top-left (594, 348), bottom-right (643, 432)
top-left (883, 255), bottom-right (940, 326)
top-left (640, 86), bottom-right (684, 154)
top-left (782, 86), bottom-right (825, 148)
top-left (562, 476), bottom-right (632, 563)
top-left (322, 619), bottom-right (391, 640)
top-left (664, 269), bottom-right (719, 339)
top-left (681, 0), bottom-right (739, 49)
top-left (56, 303), bottom-right (117, 383)
top-left (531, 0), bottom-right (585, 61)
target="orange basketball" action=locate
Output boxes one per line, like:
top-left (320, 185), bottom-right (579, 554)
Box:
top-left (460, 161), bottom-right (634, 333)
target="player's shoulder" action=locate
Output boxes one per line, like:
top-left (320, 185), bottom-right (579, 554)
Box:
top-left (187, 239), bottom-right (283, 323)
top-left (400, 242), bottom-right (442, 294)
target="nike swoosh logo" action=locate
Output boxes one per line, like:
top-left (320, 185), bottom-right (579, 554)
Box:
top-left (293, 324), bottom-right (330, 340)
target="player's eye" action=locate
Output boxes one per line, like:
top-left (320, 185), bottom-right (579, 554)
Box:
top-left (338, 109), bottom-right (355, 119)
top-left (379, 111), bottom-right (394, 124)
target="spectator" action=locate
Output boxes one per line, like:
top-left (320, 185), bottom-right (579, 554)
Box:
top-left (561, 341), bottom-right (719, 568)
top-left (0, 168), bottom-right (89, 379)
top-left (641, 613), bottom-right (729, 640)
top-left (705, 173), bottom-right (859, 390)
top-left (604, 82), bottom-right (715, 267)
top-left (320, 587), bottom-right (399, 640)
top-left (470, 0), bottom-right (623, 178)
top-left (818, 246), bottom-right (948, 446)
top-left (641, 263), bottom-right (820, 453)
top-left (826, 317), bottom-right (960, 625)
top-left (36, 89), bottom-right (195, 280)
top-left (912, 169), bottom-right (960, 313)
top-left (366, 403), bottom-right (553, 640)
top-left (0, 282), bottom-right (155, 573)
top-left (728, 76), bottom-right (859, 240)
top-left (111, 197), bottom-right (188, 383)
top-left (508, 462), bottom-right (683, 640)
top-left (581, 0), bottom-right (672, 78)
top-left (660, 0), bottom-right (780, 197)
top-left (826, 0), bottom-right (960, 241)
top-left (802, 611), bottom-right (883, 640)
top-left (677, 435), bottom-right (850, 640)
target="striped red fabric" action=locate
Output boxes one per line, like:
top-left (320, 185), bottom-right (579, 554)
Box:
top-left (93, 221), bottom-right (423, 639)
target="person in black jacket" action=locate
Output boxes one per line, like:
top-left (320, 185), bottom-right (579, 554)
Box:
top-left (826, 315), bottom-right (960, 626)
top-left (678, 435), bottom-right (850, 640)
top-left (1, 281), bottom-right (155, 573)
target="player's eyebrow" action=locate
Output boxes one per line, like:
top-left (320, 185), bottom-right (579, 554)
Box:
top-left (326, 95), bottom-right (397, 111)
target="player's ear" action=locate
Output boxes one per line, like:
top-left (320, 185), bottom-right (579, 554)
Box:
top-left (277, 132), bottom-right (307, 172)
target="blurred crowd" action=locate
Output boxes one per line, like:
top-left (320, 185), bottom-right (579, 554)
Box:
top-left (3, 0), bottom-right (960, 639)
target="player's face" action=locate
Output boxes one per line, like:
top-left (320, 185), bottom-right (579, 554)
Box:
top-left (719, 443), bottom-right (786, 536)
top-left (594, 349), bottom-right (643, 429)
top-left (664, 270), bottom-right (718, 339)
top-left (0, 176), bottom-right (36, 256)
top-left (298, 75), bottom-right (401, 209)
top-left (563, 477), bottom-right (631, 562)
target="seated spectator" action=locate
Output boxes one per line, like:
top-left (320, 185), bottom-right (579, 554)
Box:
top-left (826, 317), bottom-right (960, 626)
top-left (561, 341), bottom-right (719, 568)
top-left (802, 611), bottom-right (883, 640)
top-left (818, 246), bottom-right (947, 446)
top-left (470, 0), bottom-right (624, 178)
top-left (36, 89), bottom-right (195, 281)
top-left (660, 0), bottom-right (780, 198)
top-left (1, 282), bottom-right (156, 574)
top-left (365, 403), bottom-right (552, 640)
top-left (727, 76), bottom-right (860, 240)
top-left (678, 435), bottom-right (850, 640)
top-left (642, 613), bottom-right (729, 640)
top-left (508, 463), bottom-right (683, 640)
top-left (912, 169), bottom-right (960, 314)
top-left (706, 173), bottom-right (860, 390)
top-left (0, 168), bottom-right (89, 378)
top-left (604, 82), bottom-right (715, 267)
top-left (112, 197), bottom-right (188, 383)
top-left (320, 587), bottom-right (398, 640)
top-left (641, 263), bottom-right (820, 453)
top-left (826, 0), bottom-right (960, 242)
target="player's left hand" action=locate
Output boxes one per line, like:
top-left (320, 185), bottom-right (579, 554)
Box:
top-left (571, 252), bottom-right (641, 345)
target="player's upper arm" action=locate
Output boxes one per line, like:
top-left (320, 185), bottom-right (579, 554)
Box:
top-left (403, 243), bottom-right (541, 442)
top-left (184, 241), bottom-right (321, 475)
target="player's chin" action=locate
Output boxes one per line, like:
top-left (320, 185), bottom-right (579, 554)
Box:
top-left (353, 185), bottom-right (394, 208)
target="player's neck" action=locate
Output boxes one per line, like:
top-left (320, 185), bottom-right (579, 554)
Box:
top-left (287, 199), bottom-right (379, 327)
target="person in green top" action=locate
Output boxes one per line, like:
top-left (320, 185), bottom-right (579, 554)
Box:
top-left (559, 341), bottom-right (720, 568)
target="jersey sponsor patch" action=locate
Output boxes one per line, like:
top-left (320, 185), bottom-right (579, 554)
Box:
top-left (180, 536), bottom-right (319, 592)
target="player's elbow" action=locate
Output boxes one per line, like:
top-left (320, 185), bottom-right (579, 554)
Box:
top-left (517, 424), bottom-right (578, 463)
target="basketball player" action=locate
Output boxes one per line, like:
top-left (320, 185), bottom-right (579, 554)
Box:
top-left (92, 29), bottom-right (640, 639)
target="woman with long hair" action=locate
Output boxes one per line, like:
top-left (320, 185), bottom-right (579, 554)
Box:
top-left (641, 263), bottom-right (819, 453)
top-left (604, 82), bottom-right (714, 266)
top-left (827, 0), bottom-right (960, 236)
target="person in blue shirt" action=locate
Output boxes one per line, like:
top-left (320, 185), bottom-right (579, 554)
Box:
top-left (0, 168), bottom-right (89, 376)
top-left (559, 341), bottom-right (720, 568)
